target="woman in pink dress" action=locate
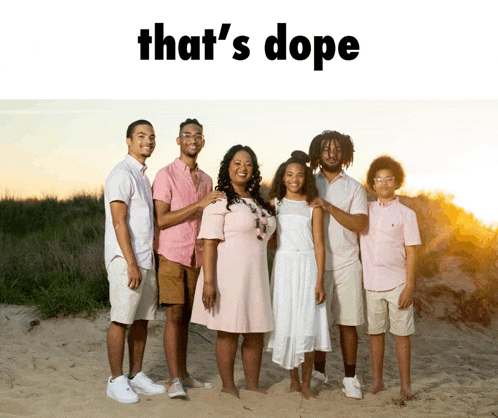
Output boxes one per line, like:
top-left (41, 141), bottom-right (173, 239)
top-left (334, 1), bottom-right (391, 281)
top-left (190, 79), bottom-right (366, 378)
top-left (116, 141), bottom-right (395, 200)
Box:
top-left (191, 145), bottom-right (276, 398)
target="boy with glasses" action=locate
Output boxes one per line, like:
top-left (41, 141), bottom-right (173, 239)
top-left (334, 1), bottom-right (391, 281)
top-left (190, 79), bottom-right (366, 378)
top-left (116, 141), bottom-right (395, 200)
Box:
top-left (360, 155), bottom-right (421, 400)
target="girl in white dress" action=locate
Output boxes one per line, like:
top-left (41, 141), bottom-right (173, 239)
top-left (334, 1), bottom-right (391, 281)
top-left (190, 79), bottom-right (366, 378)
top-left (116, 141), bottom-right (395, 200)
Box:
top-left (267, 151), bottom-right (331, 399)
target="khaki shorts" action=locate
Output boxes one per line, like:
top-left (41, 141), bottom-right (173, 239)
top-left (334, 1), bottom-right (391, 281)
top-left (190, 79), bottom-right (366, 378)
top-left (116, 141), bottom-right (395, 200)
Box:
top-left (157, 255), bottom-right (200, 309)
top-left (324, 259), bottom-right (365, 327)
top-left (107, 256), bottom-right (158, 325)
top-left (366, 284), bottom-right (415, 336)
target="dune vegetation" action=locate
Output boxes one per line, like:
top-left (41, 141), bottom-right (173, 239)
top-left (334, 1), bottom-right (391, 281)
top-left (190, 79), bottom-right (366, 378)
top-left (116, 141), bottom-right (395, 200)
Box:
top-left (0, 191), bottom-right (108, 317)
top-left (0, 190), bottom-right (497, 323)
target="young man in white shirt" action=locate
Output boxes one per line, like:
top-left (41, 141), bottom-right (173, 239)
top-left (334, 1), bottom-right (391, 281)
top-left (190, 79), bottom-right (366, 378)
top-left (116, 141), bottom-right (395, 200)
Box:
top-left (104, 120), bottom-right (166, 403)
top-left (309, 130), bottom-right (368, 399)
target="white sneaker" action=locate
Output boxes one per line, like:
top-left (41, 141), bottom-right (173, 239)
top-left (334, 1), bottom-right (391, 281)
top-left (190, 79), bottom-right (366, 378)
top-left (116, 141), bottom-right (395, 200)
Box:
top-left (107, 375), bottom-right (140, 403)
top-left (128, 371), bottom-right (166, 395)
top-left (168, 377), bottom-right (187, 399)
top-left (310, 370), bottom-right (329, 389)
top-left (342, 375), bottom-right (363, 400)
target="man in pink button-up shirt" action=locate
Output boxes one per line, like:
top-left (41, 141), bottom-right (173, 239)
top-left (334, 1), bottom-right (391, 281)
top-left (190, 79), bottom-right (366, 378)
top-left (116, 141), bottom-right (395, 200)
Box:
top-left (153, 118), bottom-right (223, 398)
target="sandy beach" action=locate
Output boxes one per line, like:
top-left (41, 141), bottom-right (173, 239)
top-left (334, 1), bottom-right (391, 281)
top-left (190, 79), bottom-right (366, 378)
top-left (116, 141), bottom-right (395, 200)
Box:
top-left (1, 304), bottom-right (497, 418)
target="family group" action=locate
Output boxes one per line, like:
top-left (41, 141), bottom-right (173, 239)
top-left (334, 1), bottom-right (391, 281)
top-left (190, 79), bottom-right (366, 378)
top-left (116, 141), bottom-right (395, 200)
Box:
top-left (103, 118), bottom-right (421, 404)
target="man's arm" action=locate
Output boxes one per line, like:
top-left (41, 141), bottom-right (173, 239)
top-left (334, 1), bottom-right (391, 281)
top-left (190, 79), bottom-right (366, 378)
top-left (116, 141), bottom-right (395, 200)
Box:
top-left (110, 200), bottom-right (142, 290)
top-left (398, 245), bottom-right (417, 308)
top-left (310, 197), bottom-right (368, 232)
top-left (154, 191), bottom-right (224, 230)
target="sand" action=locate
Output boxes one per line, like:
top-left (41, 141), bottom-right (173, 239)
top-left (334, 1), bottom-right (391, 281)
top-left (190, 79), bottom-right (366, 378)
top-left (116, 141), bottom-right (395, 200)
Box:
top-left (1, 304), bottom-right (497, 418)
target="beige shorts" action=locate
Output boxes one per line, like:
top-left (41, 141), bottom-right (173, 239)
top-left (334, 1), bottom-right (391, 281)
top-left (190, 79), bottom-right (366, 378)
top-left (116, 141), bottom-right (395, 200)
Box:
top-left (324, 259), bottom-right (365, 327)
top-left (107, 256), bottom-right (158, 325)
top-left (366, 284), bottom-right (415, 336)
top-left (157, 255), bottom-right (200, 309)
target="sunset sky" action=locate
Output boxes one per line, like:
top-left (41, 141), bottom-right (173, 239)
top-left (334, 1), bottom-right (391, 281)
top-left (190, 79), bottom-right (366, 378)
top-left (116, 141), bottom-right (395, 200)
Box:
top-left (1, 2), bottom-right (497, 224)
top-left (1, 100), bottom-right (497, 225)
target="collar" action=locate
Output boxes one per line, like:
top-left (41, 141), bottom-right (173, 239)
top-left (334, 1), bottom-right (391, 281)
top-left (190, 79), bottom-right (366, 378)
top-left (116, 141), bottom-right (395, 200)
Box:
top-left (173, 157), bottom-right (199, 173)
top-left (377, 197), bottom-right (398, 207)
top-left (317, 169), bottom-right (345, 184)
top-left (125, 154), bottom-right (147, 174)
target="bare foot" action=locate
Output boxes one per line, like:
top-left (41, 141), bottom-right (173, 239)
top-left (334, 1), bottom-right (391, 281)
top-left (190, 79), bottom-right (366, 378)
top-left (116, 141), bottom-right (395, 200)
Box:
top-left (301, 386), bottom-right (315, 399)
top-left (400, 387), bottom-right (417, 400)
top-left (221, 386), bottom-right (240, 398)
top-left (290, 380), bottom-right (301, 393)
top-left (245, 385), bottom-right (267, 395)
top-left (369, 381), bottom-right (386, 394)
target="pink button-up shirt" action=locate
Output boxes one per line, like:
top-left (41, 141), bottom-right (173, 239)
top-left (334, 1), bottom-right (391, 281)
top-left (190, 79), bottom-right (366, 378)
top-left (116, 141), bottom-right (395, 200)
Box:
top-left (360, 198), bottom-right (421, 291)
top-left (152, 158), bottom-right (213, 268)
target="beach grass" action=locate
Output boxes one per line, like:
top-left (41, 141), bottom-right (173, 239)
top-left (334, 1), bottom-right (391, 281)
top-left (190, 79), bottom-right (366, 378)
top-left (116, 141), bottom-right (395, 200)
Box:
top-left (1, 189), bottom-right (497, 323)
top-left (0, 191), bottom-right (108, 317)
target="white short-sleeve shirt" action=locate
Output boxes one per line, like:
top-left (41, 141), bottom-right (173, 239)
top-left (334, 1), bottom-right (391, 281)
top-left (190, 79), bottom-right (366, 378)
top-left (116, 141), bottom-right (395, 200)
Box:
top-left (104, 154), bottom-right (154, 269)
top-left (315, 170), bottom-right (368, 271)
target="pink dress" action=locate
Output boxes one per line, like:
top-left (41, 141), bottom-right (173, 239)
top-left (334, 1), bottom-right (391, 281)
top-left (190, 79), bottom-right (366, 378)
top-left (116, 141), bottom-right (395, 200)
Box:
top-left (191, 197), bottom-right (276, 333)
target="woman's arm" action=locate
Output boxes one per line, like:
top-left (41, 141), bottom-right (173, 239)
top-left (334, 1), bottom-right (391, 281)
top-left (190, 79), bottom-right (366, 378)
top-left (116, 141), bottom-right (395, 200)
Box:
top-left (312, 206), bottom-right (326, 305)
top-left (267, 198), bottom-right (277, 251)
top-left (201, 238), bottom-right (220, 310)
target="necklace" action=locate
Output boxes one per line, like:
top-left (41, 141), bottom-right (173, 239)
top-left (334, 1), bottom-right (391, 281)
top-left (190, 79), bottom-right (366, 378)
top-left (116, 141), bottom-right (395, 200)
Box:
top-left (240, 198), bottom-right (268, 241)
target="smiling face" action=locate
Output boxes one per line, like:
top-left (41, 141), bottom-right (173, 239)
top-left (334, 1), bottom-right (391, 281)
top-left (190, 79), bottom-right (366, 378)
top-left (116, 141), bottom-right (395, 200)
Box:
top-left (319, 139), bottom-right (343, 173)
top-left (284, 162), bottom-right (306, 196)
top-left (177, 123), bottom-right (204, 158)
top-left (228, 150), bottom-right (254, 190)
top-left (126, 124), bottom-right (155, 164)
top-left (372, 168), bottom-right (397, 202)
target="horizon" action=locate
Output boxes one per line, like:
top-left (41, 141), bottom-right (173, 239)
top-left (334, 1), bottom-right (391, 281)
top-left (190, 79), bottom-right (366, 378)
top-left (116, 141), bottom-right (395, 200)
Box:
top-left (1, 100), bottom-right (497, 226)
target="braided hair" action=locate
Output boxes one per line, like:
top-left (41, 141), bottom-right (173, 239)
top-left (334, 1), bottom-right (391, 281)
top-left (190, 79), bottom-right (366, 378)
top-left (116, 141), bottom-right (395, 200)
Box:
top-left (309, 130), bottom-right (355, 172)
top-left (216, 145), bottom-right (274, 215)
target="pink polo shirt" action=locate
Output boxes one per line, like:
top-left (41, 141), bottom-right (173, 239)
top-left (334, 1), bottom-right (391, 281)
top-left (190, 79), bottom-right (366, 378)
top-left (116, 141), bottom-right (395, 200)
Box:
top-left (152, 158), bottom-right (213, 268)
top-left (360, 198), bottom-right (421, 291)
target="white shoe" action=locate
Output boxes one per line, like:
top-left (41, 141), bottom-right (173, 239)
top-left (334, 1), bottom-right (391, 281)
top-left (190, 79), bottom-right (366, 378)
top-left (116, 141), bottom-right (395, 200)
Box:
top-left (128, 371), bottom-right (166, 395)
top-left (310, 370), bottom-right (329, 389)
top-left (342, 375), bottom-right (363, 399)
top-left (107, 375), bottom-right (139, 403)
top-left (168, 377), bottom-right (187, 399)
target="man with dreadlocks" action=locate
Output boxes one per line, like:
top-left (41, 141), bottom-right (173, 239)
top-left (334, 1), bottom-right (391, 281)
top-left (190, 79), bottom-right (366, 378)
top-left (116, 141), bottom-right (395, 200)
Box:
top-left (309, 130), bottom-right (368, 400)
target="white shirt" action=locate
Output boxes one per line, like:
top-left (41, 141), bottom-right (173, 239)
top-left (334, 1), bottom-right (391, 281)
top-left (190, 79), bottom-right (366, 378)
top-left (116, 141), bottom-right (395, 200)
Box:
top-left (315, 170), bottom-right (368, 271)
top-left (104, 154), bottom-right (154, 269)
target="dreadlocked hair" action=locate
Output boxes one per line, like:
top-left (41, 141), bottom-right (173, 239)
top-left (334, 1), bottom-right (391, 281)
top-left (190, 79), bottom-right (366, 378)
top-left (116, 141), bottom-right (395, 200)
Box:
top-left (309, 130), bottom-right (355, 172)
top-left (215, 144), bottom-right (274, 215)
top-left (270, 150), bottom-right (318, 204)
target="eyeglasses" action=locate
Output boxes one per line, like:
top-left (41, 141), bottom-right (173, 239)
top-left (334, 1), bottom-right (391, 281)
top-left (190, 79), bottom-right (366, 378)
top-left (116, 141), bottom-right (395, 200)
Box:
top-left (374, 176), bottom-right (395, 184)
top-left (180, 132), bottom-right (204, 141)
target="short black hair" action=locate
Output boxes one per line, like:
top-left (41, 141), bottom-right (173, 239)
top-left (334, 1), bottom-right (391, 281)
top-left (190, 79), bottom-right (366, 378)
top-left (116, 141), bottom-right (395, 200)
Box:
top-left (126, 119), bottom-right (153, 139)
top-left (309, 130), bottom-right (355, 171)
top-left (179, 118), bottom-right (203, 135)
top-left (366, 155), bottom-right (406, 191)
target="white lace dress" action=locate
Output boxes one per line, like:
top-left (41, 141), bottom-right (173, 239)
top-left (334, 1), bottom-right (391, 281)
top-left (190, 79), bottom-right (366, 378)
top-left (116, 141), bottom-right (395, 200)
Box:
top-left (267, 198), bottom-right (331, 369)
